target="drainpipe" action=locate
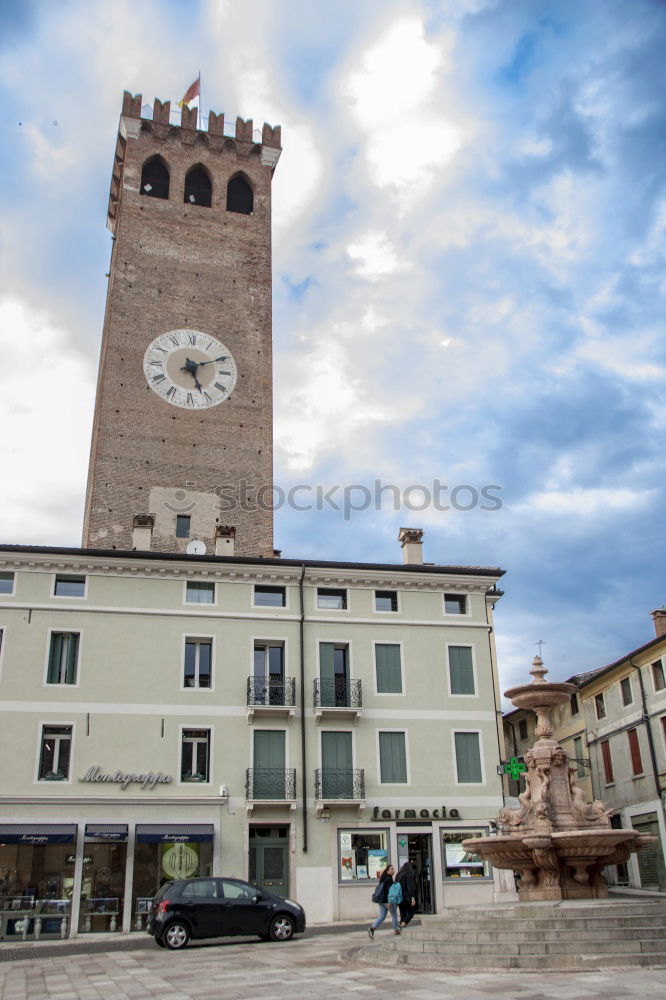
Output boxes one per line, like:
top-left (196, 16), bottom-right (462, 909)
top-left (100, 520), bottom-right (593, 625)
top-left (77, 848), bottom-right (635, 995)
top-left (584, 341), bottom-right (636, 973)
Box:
top-left (299, 564), bottom-right (308, 852)
top-left (629, 657), bottom-right (664, 806)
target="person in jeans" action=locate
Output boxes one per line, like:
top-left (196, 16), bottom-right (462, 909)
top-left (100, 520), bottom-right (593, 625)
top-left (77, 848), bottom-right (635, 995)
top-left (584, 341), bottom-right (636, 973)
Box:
top-left (368, 865), bottom-right (400, 938)
top-left (395, 860), bottom-right (417, 927)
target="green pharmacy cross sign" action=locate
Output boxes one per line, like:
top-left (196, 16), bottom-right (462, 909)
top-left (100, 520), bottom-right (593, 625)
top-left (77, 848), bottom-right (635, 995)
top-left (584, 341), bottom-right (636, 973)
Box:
top-left (502, 757), bottom-right (527, 781)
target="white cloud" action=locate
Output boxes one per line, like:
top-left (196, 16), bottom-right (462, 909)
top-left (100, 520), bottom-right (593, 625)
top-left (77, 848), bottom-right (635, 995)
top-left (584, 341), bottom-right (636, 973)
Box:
top-left (346, 231), bottom-right (402, 279)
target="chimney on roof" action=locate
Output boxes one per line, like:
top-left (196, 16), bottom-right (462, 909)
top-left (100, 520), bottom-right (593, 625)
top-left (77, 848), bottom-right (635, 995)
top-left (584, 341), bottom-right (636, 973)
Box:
top-left (215, 525), bottom-right (236, 557)
top-left (651, 606), bottom-right (666, 638)
top-left (132, 513), bottom-right (155, 551)
top-left (398, 527), bottom-right (424, 565)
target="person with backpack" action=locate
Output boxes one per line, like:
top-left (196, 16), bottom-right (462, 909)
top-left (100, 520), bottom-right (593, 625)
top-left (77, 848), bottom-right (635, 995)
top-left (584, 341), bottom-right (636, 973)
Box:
top-left (395, 860), bottom-right (417, 927)
top-left (367, 864), bottom-right (401, 938)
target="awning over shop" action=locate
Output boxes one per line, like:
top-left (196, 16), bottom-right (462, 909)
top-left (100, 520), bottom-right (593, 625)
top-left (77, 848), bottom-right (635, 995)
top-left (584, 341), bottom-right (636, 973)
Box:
top-left (84, 824), bottom-right (128, 841)
top-left (0, 824), bottom-right (77, 844)
top-left (135, 824), bottom-right (214, 843)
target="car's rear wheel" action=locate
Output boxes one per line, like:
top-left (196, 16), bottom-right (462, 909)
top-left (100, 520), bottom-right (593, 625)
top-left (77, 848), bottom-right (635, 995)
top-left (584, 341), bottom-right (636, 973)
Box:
top-left (164, 921), bottom-right (190, 950)
top-left (268, 914), bottom-right (295, 941)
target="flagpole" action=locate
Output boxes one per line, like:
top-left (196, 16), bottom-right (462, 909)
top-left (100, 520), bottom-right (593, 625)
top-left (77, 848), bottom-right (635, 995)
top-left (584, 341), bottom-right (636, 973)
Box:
top-left (198, 71), bottom-right (201, 131)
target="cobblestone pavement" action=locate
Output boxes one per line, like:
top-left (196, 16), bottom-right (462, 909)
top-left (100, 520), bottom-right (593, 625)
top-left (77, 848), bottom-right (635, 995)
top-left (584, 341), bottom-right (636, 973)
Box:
top-left (2, 928), bottom-right (666, 1000)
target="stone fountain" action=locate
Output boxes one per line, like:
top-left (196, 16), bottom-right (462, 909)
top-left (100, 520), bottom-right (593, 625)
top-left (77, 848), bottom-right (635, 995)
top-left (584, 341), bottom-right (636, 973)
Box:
top-left (463, 657), bottom-right (654, 902)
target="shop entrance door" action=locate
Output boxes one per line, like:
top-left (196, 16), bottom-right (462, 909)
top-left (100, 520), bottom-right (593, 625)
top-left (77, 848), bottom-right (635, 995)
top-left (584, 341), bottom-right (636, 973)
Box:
top-left (399, 832), bottom-right (434, 914)
top-left (249, 826), bottom-right (289, 899)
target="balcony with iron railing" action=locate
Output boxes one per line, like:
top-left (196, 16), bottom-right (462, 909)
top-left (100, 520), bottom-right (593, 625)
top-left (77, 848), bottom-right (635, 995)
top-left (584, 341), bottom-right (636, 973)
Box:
top-left (313, 678), bottom-right (362, 724)
top-left (314, 768), bottom-right (365, 817)
top-left (246, 677), bottom-right (296, 723)
top-left (245, 768), bottom-right (297, 816)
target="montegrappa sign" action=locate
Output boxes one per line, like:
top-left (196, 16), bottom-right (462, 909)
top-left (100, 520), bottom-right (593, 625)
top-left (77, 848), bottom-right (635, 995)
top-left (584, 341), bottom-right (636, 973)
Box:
top-left (371, 806), bottom-right (461, 820)
top-left (79, 765), bottom-right (174, 791)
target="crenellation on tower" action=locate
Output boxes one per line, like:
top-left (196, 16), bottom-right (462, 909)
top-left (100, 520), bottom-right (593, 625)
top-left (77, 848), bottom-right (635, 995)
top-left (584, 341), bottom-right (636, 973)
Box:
top-left (208, 110), bottom-right (224, 135)
top-left (122, 90), bottom-right (142, 117)
top-left (235, 116), bottom-right (254, 142)
top-left (181, 104), bottom-right (197, 129)
top-left (152, 98), bottom-right (171, 123)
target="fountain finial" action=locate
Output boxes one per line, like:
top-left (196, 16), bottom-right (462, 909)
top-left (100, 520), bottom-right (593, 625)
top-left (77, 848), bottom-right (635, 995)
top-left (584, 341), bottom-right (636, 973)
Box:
top-left (530, 655), bottom-right (548, 684)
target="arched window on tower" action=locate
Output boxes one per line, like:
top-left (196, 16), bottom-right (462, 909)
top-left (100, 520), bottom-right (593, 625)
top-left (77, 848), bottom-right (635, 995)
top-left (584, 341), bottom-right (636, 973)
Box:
top-left (140, 157), bottom-right (169, 199)
top-left (184, 166), bottom-right (212, 208)
top-left (226, 174), bottom-right (253, 215)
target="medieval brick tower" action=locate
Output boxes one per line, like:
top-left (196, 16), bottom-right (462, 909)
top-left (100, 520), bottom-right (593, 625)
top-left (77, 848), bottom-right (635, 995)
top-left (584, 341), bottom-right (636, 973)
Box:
top-left (82, 91), bottom-right (281, 556)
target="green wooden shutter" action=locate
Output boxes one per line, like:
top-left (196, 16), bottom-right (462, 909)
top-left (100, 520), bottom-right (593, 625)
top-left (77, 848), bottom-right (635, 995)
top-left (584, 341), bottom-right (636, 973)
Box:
top-left (319, 642), bottom-right (335, 706)
top-left (47, 633), bottom-right (63, 683)
top-left (253, 730), bottom-right (286, 798)
top-left (454, 732), bottom-right (482, 783)
top-left (449, 646), bottom-right (474, 695)
top-left (379, 732), bottom-right (407, 783)
top-left (65, 634), bottom-right (79, 684)
top-left (321, 731), bottom-right (353, 797)
top-left (375, 645), bottom-right (402, 693)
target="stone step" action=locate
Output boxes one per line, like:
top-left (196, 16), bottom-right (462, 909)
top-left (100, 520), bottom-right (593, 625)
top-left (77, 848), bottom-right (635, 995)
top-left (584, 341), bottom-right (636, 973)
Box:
top-left (412, 925), bottom-right (666, 944)
top-left (385, 937), bottom-right (666, 956)
top-left (412, 914), bottom-right (666, 932)
top-left (439, 903), bottom-right (666, 918)
top-left (357, 947), bottom-right (666, 971)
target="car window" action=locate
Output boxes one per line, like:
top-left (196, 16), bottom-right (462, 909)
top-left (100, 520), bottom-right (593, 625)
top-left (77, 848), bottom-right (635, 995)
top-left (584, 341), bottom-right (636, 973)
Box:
top-left (153, 883), bottom-right (173, 902)
top-left (220, 879), bottom-right (256, 900)
top-left (181, 879), bottom-right (219, 898)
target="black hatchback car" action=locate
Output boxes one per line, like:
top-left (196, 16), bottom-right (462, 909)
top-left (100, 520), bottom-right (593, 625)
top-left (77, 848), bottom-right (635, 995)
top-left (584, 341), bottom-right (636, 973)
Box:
top-left (147, 876), bottom-right (306, 949)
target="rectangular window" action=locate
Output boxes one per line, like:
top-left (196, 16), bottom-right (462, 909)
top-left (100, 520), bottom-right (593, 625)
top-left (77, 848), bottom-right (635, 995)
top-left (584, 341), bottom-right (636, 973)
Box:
top-left (254, 585), bottom-right (286, 608)
top-left (317, 588), bottom-right (347, 610)
top-left (573, 736), bottom-right (586, 778)
top-left (448, 646), bottom-right (475, 695)
top-left (375, 644), bottom-right (402, 694)
top-left (620, 676), bottom-right (633, 707)
top-left (0, 572), bottom-right (15, 594)
top-left (444, 594), bottom-right (467, 615)
top-left (375, 590), bottom-right (398, 612)
top-left (47, 632), bottom-right (80, 685)
top-left (319, 642), bottom-right (350, 706)
top-left (628, 728), bottom-right (643, 776)
top-left (652, 660), bottom-right (665, 692)
top-left (176, 515), bottom-right (191, 538)
top-left (570, 693), bottom-right (579, 716)
top-left (379, 731), bottom-right (407, 783)
top-left (338, 830), bottom-right (388, 882)
top-left (184, 638), bottom-right (212, 689)
top-left (595, 693), bottom-right (606, 720)
top-left (442, 830), bottom-right (490, 879)
top-left (518, 718), bottom-right (528, 741)
top-left (454, 732), bottom-right (483, 783)
top-left (38, 725), bottom-right (72, 781)
top-left (185, 581), bottom-right (215, 604)
top-left (601, 739), bottom-right (614, 784)
top-left (253, 642), bottom-right (286, 704)
top-left (181, 728), bottom-right (211, 782)
top-left (54, 575), bottom-right (85, 598)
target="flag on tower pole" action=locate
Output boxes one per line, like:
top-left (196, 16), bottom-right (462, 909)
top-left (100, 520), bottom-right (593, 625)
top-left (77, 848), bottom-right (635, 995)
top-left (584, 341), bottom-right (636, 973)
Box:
top-left (178, 75), bottom-right (201, 108)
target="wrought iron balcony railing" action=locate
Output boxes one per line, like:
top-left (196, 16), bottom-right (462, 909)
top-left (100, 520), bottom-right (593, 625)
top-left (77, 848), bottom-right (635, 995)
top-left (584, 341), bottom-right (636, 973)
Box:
top-left (314, 768), bottom-right (365, 800)
top-left (313, 677), bottom-right (362, 709)
top-left (247, 676), bottom-right (296, 708)
top-left (246, 768), bottom-right (296, 800)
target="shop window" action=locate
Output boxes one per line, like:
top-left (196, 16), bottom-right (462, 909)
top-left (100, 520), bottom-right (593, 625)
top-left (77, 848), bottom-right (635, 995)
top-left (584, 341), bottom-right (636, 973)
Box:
top-left (444, 593), bottom-right (467, 614)
top-left (448, 646), bottom-right (475, 695)
top-left (46, 632), bottom-right (80, 685)
top-left (0, 834), bottom-right (75, 937)
top-left (180, 728), bottom-right (211, 782)
top-left (442, 830), bottom-right (490, 879)
top-left (595, 693), bottom-right (606, 720)
top-left (38, 725), bottom-right (72, 781)
top-left (518, 718), bottom-right (528, 741)
top-left (375, 590), bottom-right (398, 612)
top-left (652, 660), bottom-right (665, 692)
top-left (628, 728), bottom-right (643, 776)
top-left (375, 644), bottom-right (402, 694)
top-left (132, 834), bottom-right (213, 928)
top-left (0, 571), bottom-right (15, 594)
top-left (379, 731), bottom-right (408, 783)
top-left (253, 585), bottom-right (286, 607)
top-left (338, 829), bottom-right (388, 882)
top-left (620, 676), bottom-right (633, 707)
top-left (53, 574), bottom-right (86, 597)
top-left (140, 156), bottom-right (169, 199)
top-left (317, 587), bottom-right (347, 610)
top-left (454, 731), bottom-right (483, 784)
top-left (183, 638), bottom-right (213, 689)
top-left (601, 739), bottom-right (614, 784)
top-left (184, 165), bottom-right (212, 207)
top-left (78, 834), bottom-right (127, 933)
top-left (226, 174), bottom-right (253, 214)
top-left (176, 515), bottom-right (191, 538)
top-left (185, 581), bottom-right (215, 604)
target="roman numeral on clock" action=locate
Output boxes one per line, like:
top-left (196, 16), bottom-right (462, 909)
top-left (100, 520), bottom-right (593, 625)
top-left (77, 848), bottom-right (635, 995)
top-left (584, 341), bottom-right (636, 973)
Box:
top-left (152, 374), bottom-right (166, 384)
top-left (186, 392), bottom-right (194, 406)
top-left (168, 334), bottom-right (179, 347)
top-left (188, 334), bottom-right (197, 345)
top-left (149, 360), bottom-right (162, 367)
top-left (166, 386), bottom-right (177, 399)
top-left (214, 382), bottom-right (226, 392)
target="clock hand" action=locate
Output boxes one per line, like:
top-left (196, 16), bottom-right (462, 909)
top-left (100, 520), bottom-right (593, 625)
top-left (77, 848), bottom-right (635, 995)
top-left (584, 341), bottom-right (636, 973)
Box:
top-left (180, 358), bottom-right (204, 392)
top-left (198, 354), bottom-right (229, 367)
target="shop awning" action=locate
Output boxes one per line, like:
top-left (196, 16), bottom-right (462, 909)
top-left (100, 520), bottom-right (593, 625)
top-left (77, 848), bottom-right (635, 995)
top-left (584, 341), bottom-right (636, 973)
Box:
top-left (135, 824), bottom-right (214, 843)
top-left (85, 824), bottom-right (128, 841)
top-left (0, 824), bottom-right (77, 844)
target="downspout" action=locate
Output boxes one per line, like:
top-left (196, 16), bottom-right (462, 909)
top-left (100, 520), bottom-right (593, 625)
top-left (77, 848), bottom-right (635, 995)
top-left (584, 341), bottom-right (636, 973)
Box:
top-left (484, 594), bottom-right (506, 807)
top-left (299, 563), bottom-right (308, 852)
top-left (629, 657), bottom-right (663, 806)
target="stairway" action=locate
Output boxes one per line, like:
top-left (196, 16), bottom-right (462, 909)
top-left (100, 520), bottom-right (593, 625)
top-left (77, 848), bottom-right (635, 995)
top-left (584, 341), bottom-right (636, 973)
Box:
top-left (354, 900), bottom-right (666, 971)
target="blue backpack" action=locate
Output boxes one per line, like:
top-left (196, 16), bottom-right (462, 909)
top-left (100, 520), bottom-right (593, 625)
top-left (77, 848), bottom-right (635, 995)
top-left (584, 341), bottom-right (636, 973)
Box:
top-left (387, 881), bottom-right (403, 905)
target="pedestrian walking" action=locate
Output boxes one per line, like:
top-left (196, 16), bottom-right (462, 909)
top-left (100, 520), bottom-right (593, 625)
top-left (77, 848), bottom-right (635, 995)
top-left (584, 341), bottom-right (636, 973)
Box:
top-left (395, 860), bottom-right (417, 927)
top-left (368, 864), bottom-right (401, 938)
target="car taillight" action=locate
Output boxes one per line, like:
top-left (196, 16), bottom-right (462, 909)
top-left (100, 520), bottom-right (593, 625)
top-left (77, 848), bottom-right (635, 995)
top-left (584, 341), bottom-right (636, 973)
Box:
top-left (155, 901), bottom-right (169, 915)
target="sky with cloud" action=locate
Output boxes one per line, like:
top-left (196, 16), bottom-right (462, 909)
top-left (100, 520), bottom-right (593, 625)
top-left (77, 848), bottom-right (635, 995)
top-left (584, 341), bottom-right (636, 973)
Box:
top-left (1, 0), bottom-right (665, 695)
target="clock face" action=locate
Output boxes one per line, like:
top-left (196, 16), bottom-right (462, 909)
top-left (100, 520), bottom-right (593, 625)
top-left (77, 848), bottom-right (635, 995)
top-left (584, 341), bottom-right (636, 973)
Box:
top-left (143, 329), bottom-right (238, 409)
